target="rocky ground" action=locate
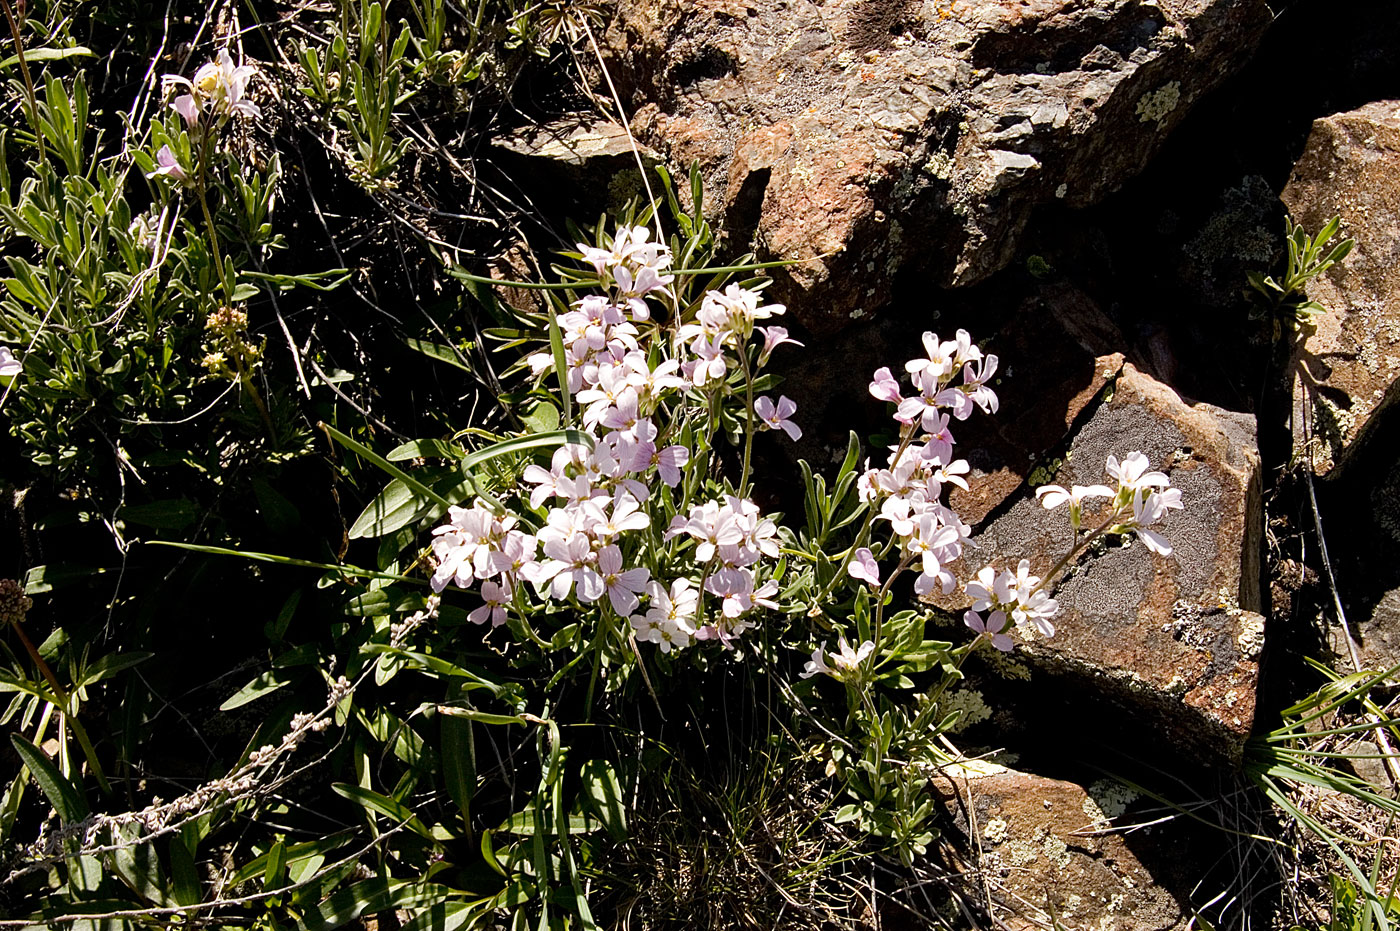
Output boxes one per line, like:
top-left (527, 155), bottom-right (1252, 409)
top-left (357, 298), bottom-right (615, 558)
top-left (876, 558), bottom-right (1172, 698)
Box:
top-left (497, 0), bottom-right (1400, 925)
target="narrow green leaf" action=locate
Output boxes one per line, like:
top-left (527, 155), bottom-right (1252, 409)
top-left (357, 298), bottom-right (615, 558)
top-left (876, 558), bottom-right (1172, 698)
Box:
top-left (148, 541), bottom-right (422, 585)
top-left (579, 760), bottom-right (628, 842)
top-left (10, 734), bottom-right (86, 823)
top-left (331, 783), bottom-right (436, 841)
top-left (319, 422), bottom-right (452, 508)
top-left (386, 439), bottom-right (466, 461)
top-left (403, 338), bottom-right (472, 372)
top-left (77, 651), bottom-right (153, 688)
top-left (440, 712), bottom-right (475, 829)
top-left (0, 46), bottom-right (93, 70)
top-left (459, 429), bottom-right (592, 471)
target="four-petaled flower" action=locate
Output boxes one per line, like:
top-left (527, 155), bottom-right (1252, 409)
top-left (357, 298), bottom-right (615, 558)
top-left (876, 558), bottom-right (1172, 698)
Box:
top-left (754, 395), bottom-right (802, 440)
top-left (965, 610), bottom-right (1014, 652)
top-left (146, 145), bottom-right (188, 184)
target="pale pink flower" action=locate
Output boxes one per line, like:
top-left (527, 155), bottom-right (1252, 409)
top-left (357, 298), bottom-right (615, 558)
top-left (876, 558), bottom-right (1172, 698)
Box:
top-left (905, 331), bottom-right (959, 383)
top-left (754, 395), bottom-right (802, 441)
top-left (758, 326), bottom-right (802, 365)
top-left (598, 544), bottom-right (649, 615)
top-left (652, 445), bottom-right (689, 487)
top-left (0, 347), bottom-right (20, 378)
top-left (965, 610), bottom-right (1013, 652)
top-left (164, 49), bottom-right (260, 124)
top-left (469, 580), bottom-right (511, 627)
top-left (146, 145), bottom-right (188, 183)
top-left (848, 547), bottom-right (880, 587)
top-left (868, 366), bottom-right (904, 404)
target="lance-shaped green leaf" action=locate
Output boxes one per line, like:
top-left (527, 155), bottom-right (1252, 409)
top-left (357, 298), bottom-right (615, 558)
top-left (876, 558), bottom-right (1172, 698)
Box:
top-left (319, 422), bottom-right (453, 509)
top-left (11, 734), bottom-right (86, 824)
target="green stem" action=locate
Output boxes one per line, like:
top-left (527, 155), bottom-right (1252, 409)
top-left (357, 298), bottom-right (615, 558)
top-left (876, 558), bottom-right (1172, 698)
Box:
top-left (872, 552), bottom-right (915, 647)
top-left (7, 619), bottom-right (111, 795)
top-left (1, 0), bottom-right (46, 166)
top-left (195, 130), bottom-right (234, 305)
top-left (739, 349), bottom-right (756, 495)
top-left (1030, 508), bottom-right (1125, 597)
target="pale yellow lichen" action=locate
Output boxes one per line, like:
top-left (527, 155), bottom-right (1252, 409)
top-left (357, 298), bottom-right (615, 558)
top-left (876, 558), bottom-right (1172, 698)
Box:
top-left (1136, 81), bottom-right (1181, 125)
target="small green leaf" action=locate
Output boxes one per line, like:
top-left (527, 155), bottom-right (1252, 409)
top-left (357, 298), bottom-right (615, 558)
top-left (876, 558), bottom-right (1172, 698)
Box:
top-left (348, 479), bottom-right (432, 539)
top-left (220, 669), bottom-right (296, 711)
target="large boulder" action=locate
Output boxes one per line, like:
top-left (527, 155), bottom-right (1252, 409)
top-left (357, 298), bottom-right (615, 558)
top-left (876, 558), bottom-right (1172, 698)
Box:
top-left (1282, 100), bottom-right (1400, 477)
top-left (932, 363), bottom-right (1264, 762)
top-left (934, 763), bottom-right (1202, 930)
top-left (605, 0), bottom-right (1271, 332)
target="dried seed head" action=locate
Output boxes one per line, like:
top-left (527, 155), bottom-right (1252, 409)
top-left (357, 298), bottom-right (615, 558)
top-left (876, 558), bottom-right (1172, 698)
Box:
top-left (0, 579), bottom-right (32, 625)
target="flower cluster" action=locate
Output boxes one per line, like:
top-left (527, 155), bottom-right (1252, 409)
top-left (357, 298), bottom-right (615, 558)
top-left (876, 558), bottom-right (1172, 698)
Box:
top-left (434, 226), bottom-right (803, 649)
top-left (577, 225), bottom-right (674, 319)
top-left (664, 495), bottom-right (781, 644)
top-left (677, 283), bottom-right (798, 388)
top-left (856, 330), bottom-right (998, 598)
top-left (163, 49), bottom-right (260, 128)
top-left (962, 559), bottom-right (1058, 650)
top-left (430, 502), bottom-right (534, 624)
top-left (1036, 451), bottom-right (1183, 555)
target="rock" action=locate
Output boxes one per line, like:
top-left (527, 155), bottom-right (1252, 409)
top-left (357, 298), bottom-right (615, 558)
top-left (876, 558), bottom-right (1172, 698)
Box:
top-left (1282, 100), bottom-right (1400, 477)
top-left (493, 114), bottom-right (661, 217)
top-left (934, 763), bottom-right (1200, 930)
top-left (605, 0), bottom-right (1271, 332)
top-left (932, 363), bottom-right (1264, 762)
top-left (1313, 398), bottom-right (1400, 675)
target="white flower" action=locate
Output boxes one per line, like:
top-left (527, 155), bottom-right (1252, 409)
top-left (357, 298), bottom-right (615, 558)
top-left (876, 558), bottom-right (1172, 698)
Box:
top-left (1036, 481), bottom-right (1114, 529)
top-left (1105, 452), bottom-right (1171, 495)
top-left (629, 579), bottom-right (698, 653)
top-left (800, 637), bottom-right (875, 681)
top-left (0, 346), bottom-right (20, 378)
top-left (1036, 483), bottom-right (1114, 510)
top-left (163, 49), bottom-right (259, 125)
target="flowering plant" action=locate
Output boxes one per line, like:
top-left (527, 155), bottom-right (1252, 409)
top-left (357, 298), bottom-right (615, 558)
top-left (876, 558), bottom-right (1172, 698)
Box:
top-left (333, 175), bottom-right (1186, 877)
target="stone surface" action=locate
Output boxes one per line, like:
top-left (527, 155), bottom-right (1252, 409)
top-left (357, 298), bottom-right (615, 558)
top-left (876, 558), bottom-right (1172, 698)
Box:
top-left (492, 114), bottom-right (661, 219)
top-left (605, 0), bottom-right (1271, 332)
top-left (934, 763), bottom-right (1198, 930)
top-left (932, 363), bottom-right (1264, 761)
top-left (1282, 100), bottom-right (1400, 476)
